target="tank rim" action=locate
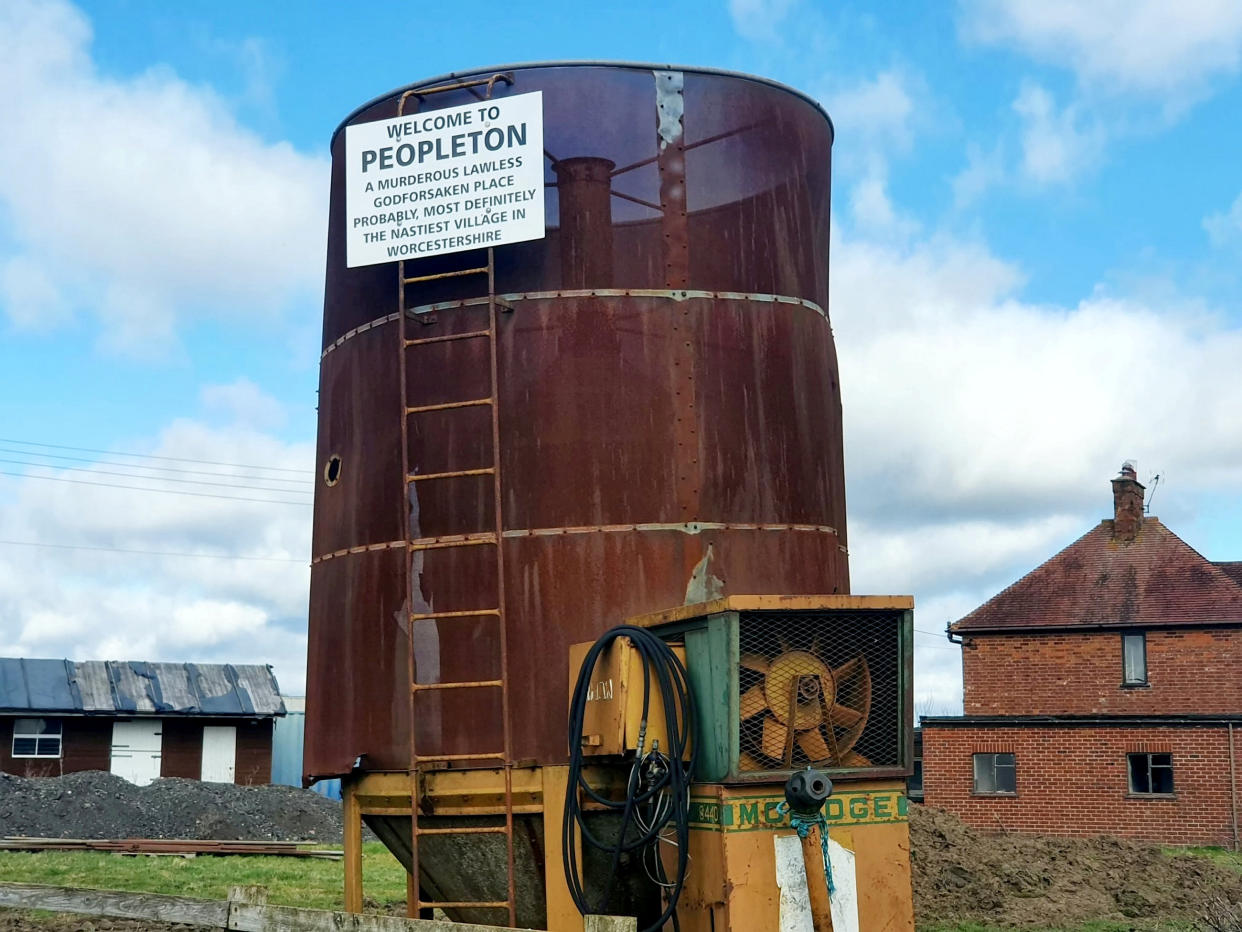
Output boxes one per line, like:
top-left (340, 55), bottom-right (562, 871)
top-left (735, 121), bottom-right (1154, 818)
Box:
top-left (330, 60), bottom-right (834, 148)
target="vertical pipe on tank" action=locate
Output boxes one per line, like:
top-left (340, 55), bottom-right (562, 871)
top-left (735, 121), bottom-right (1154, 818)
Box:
top-left (553, 157), bottom-right (615, 288)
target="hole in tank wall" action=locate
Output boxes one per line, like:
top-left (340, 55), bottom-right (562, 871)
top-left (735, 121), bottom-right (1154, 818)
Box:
top-left (323, 455), bottom-right (342, 487)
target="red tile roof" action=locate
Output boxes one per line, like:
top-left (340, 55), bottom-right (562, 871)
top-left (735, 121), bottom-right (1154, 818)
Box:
top-left (953, 518), bottom-right (1242, 632)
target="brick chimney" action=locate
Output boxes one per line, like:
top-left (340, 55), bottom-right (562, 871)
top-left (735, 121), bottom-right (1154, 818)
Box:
top-left (1111, 461), bottom-right (1145, 541)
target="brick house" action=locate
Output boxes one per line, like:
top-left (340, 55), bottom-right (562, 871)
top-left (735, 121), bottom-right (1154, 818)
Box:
top-left (0, 658), bottom-right (285, 786)
top-left (922, 465), bottom-right (1242, 845)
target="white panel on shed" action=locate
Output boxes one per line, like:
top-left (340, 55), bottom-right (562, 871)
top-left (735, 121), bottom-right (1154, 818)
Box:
top-left (110, 720), bottom-right (162, 786)
top-left (201, 725), bottom-right (237, 783)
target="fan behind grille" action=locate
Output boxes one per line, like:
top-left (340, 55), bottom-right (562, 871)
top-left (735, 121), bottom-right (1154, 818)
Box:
top-left (737, 611), bottom-right (901, 772)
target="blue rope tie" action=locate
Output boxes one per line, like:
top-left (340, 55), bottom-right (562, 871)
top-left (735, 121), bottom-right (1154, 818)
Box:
top-left (779, 802), bottom-right (835, 896)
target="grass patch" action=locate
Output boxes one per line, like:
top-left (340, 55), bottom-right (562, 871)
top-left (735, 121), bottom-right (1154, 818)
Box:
top-left (1173, 845), bottom-right (1242, 874)
top-left (0, 842), bottom-right (407, 912)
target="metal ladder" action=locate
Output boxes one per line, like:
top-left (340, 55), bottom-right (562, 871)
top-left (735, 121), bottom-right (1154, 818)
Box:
top-left (396, 74), bottom-right (518, 926)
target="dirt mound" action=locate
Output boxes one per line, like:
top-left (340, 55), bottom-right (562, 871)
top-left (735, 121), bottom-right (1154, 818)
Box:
top-left (911, 804), bottom-right (1242, 927)
top-left (0, 770), bottom-right (344, 842)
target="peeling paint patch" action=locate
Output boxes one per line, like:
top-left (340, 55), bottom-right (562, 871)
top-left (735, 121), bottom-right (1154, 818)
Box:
top-left (654, 70), bottom-right (684, 150)
top-left (685, 543), bottom-right (725, 604)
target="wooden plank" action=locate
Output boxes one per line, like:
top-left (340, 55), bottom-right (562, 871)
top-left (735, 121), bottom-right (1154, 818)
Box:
top-left (228, 902), bottom-right (543, 930)
top-left (343, 779), bottom-right (364, 913)
top-left (0, 881), bottom-right (630, 932)
top-left (0, 882), bottom-right (229, 926)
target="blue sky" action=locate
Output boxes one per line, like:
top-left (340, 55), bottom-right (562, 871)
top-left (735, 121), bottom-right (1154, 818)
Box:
top-left (2, 0), bottom-right (1242, 706)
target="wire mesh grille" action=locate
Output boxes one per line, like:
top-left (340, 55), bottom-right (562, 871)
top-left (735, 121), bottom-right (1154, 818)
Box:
top-left (737, 610), bottom-right (903, 772)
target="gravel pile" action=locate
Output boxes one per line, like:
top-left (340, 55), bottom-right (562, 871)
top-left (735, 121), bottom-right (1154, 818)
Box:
top-left (0, 770), bottom-right (345, 842)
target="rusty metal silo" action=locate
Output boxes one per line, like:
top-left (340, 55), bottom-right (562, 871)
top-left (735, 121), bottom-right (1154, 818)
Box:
top-left (306, 61), bottom-right (847, 925)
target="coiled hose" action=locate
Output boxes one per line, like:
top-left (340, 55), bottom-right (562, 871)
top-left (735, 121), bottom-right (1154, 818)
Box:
top-left (562, 624), bottom-right (696, 932)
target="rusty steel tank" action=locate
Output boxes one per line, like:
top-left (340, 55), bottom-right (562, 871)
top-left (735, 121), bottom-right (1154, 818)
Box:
top-left (306, 61), bottom-right (843, 920)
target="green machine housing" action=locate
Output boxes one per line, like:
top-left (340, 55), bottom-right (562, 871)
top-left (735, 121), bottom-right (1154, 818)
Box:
top-left (629, 595), bottom-right (914, 784)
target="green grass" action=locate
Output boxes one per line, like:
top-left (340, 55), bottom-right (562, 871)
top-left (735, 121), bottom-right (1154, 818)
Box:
top-left (0, 842), bottom-right (408, 912)
top-left (1173, 845), bottom-right (1242, 873)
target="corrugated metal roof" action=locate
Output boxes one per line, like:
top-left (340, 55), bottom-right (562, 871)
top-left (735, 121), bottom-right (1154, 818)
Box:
top-left (0, 659), bottom-right (285, 717)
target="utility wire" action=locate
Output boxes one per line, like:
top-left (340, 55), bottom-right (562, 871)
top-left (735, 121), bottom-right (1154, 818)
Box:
top-left (0, 446), bottom-right (313, 486)
top-left (0, 470), bottom-right (312, 506)
top-left (0, 538), bottom-right (306, 563)
top-left (0, 458), bottom-right (314, 495)
top-left (0, 436), bottom-right (310, 475)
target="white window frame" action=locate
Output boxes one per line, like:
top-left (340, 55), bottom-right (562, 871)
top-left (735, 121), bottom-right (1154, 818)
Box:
top-left (1122, 631), bottom-right (1147, 686)
top-left (11, 718), bottom-right (63, 759)
top-left (972, 751), bottom-right (1016, 795)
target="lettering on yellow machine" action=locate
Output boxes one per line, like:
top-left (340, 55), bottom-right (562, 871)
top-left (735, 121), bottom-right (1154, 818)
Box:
top-left (567, 638), bottom-right (691, 758)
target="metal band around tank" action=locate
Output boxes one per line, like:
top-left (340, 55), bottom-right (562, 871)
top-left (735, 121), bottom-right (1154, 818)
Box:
top-left (320, 291), bottom-right (829, 360)
top-left (311, 521), bottom-right (842, 564)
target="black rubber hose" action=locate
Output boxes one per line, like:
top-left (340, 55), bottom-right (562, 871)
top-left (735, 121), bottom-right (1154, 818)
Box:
top-left (563, 625), bottom-right (696, 932)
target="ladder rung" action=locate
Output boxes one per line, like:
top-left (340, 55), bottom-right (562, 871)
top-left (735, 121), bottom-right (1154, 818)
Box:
top-left (404, 266), bottom-right (489, 285)
top-left (408, 467), bottom-right (495, 482)
top-left (420, 901), bottom-right (509, 910)
top-left (410, 609), bottom-right (501, 620)
top-left (405, 329), bottom-right (491, 347)
top-left (415, 825), bottom-right (509, 837)
top-left (413, 679), bottom-right (503, 692)
top-left (408, 533), bottom-right (497, 552)
top-left (406, 398), bottom-right (492, 414)
top-left (415, 752), bottom-right (505, 763)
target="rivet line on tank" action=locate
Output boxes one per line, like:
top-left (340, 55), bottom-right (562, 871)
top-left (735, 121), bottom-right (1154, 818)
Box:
top-left (312, 523), bottom-right (841, 564)
top-left (320, 312), bottom-right (400, 360)
top-left (400, 290), bottom-right (828, 320)
top-left (310, 540), bottom-right (406, 564)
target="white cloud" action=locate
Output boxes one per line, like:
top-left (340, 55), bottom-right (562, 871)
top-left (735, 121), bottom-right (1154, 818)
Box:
top-left (0, 385), bottom-right (313, 692)
top-left (825, 69), bottom-right (919, 153)
top-left (848, 169), bottom-right (919, 239)
top-left (960, 0), bottom-right (1242, 100)
top-left (951, 142), bottom-right (1006, 209)
top-left (727, 0), bottom-right (798, 42)
top-left (831, 227), bottom-right (1242, 712)
top-left (0, 0), bottom-right (327, 356)
top-left (1205, 191), bottom-right (1242, 246)
top-left (201, 378), bottom-right (288, 431)
top-left (1011, 82), bottom-right (1103, 184)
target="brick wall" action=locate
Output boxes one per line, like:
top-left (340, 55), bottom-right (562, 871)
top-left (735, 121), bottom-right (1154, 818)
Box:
top-left (922, 722), bottom-right (1242, 846)
top-left (962, 628), bottom-right (1242, 715)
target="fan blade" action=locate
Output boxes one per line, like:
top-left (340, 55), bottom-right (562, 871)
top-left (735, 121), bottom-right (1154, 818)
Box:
top-left (738, 752), bottom-right (764, 772)
top-left (825, 704), bottom-right (863, 728)
top-left (833, 657), bottom-right (861, 680)
top-left (797, 727), bottom-right (832, 763)
top-left (740, 652), bottom-right (770, 674)
top-left (762, 717), bottom-right (790, 759)
top-left (740, 685), bottom-right (767, 720)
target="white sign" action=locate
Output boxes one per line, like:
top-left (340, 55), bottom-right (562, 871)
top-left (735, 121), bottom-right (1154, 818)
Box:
top-left (345, 91), bottom-right (545, 268)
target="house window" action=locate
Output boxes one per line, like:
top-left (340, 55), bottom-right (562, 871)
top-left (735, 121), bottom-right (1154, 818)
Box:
top-left (11, 718), bottom-right (63, 758)
top-left (973, 752), bottom-right (1016, 794)
top-left (1122, 632), bottom-right (1147, 685)
top-left (1128, 752), bottom-right (1174, 795)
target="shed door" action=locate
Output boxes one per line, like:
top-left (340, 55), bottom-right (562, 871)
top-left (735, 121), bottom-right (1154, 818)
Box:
top-left (201, 725), bottom-right (237, 783)
top-left (110, 721), bottom-right (162, 786)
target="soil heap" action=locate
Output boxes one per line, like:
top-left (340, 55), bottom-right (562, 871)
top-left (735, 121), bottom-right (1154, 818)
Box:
top-left (911, 803), bottom-right (1242, 928)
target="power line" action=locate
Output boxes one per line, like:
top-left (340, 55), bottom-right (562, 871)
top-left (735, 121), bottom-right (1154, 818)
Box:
top-left (0, 458), bottom-right (314, 496)
top-left (0, 436), bottom-right (310, 475)
top-left (0, 470), bottom-right (312, 506)
top-left (0, 446), bottom-right (314, 486)
top-left (0, 538), bottom-right (306, 563)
